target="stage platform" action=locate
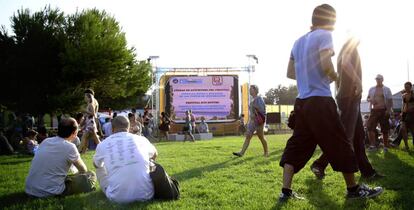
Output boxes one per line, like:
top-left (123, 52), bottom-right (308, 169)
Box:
top-left (168, 133), bottom-right (213, 141)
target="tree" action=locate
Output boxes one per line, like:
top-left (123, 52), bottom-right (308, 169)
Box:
top-left (0, 26), bottom-right (16, 109)
top-left (0, 6), bottom-right (151, 118)
top-left (264, 84), bottom-right (298, 105)
top-left (62, 9), bottom-right (151, 110)
top-left (0, 6), bottom-right (68, 116)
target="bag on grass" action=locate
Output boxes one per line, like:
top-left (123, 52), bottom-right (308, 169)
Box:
top-left (150, 162), bottom-right (180, 200)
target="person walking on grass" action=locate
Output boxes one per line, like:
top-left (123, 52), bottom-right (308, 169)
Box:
top-left (310, 37), bottom-right (384, 180)
top-left (183, 110), bottom-right (195, 142)
top-left (278, 4), bottom-right (382, 201)
top-left (25, 118), bottom-right (96, 197)
top-left (233, 85), bottom-right (268, 157)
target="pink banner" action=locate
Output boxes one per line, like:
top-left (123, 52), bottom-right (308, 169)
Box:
top-left (169, 76), bottom-right (236, 122)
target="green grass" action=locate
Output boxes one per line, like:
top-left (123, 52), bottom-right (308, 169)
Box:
top-left (1, 134), bottom-right (414, 209)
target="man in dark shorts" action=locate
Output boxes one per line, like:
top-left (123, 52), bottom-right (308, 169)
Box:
top-left (310, 38), bottom-right (383, 180)
top-left (399, 81), bottom-right (414, 150)
top-left (278, 4), bottom-right (383, 201)
top-left (366, 74), bottom-right (393, 152)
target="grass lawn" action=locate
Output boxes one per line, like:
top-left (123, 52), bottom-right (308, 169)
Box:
top-left (1, 134), bottom-right (414, 210)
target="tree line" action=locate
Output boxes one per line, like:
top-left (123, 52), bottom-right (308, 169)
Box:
top-left (264, 84), bottom-right (298, 105)
top-left (0, 6), bottom-right (151, 119)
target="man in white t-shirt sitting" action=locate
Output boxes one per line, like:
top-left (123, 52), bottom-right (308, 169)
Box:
top-left (93, 115), bottom-right (158, 203)
top-left (25, 118), bottom-right (96, 197)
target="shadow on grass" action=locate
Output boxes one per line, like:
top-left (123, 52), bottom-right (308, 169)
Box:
top-left (0, 191), bottom-right (32, 208)
top-left (0, 159), bottom-right (31, 165)
top-left (0, 190), bottom-right (177, 209)
top-left (172, 149), bottom-right (283, 181)
top-left (367, 150), bottom-right (414, 209)
top-left (304, 177), bottom-right (370, 209)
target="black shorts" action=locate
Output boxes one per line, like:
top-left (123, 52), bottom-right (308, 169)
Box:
top-left (367, 109), bottom-right (390, 134)
top-left (279, 97), bottom-right (358, 173)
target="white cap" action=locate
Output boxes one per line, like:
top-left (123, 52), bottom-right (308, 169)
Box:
top-left (375, 74), bottom-right (384, 80)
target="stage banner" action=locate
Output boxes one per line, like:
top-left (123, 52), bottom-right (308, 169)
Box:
top-left (168, 76), bottom-right (237, 122)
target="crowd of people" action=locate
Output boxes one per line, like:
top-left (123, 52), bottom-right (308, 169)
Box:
top-left (23, 90), bottom-right (180, 202)
top-left (3, 3), bottom-right (414, 205)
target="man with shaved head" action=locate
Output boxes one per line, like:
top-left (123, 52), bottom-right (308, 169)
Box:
top-left (93, 116), bottom-right (158, 203)
top-left (25, 118), bottom-right (96, 197)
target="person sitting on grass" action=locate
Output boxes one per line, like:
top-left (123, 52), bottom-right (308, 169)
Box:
top-left (198, 117), bottom-right (209, 133)
top-left (94, 116), bottom-right (162, 203)
top-left (23, 129), bottom-right (39, 155)
top-left (0, 129), bottom-right (15, 155)
top-left (25, 118), bottom-right (96, 198)
top-left (36, 126), bottom-right (48, 144)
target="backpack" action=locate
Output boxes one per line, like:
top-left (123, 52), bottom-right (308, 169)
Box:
top-left (150, 162), bottom-right (180, 200)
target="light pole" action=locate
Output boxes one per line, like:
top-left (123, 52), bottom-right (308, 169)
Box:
top-left (246, 54), bottom-right (258, 87)
top-left (147, 56), bottom-right (160, 131)
top-left (246, 54), bottom-right (258, 121)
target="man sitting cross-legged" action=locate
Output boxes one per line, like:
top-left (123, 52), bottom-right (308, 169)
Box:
top-left (93, 116), bottom-right (158, 203)
top-left (25, 118), bottom-right (96, 197)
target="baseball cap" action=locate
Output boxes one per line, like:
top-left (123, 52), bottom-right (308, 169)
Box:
top-left (375, 74), bottom-right (383, 80)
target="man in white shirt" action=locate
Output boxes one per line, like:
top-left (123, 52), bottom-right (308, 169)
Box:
top-left (93, 116), bottom-right (158, 203)
top-left (25, 118), bottom-right (96, 197)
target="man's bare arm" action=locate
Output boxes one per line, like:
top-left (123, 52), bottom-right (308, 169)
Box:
top-left (287, 59), bottom-right (296, 80)
top-left (320, 49), bottom-right (337, 82)
top-left (73, 158), bottom-right (87, 173)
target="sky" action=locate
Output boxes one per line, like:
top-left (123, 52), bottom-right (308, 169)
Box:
top-left (1, 0), bottom-right (414, 98)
